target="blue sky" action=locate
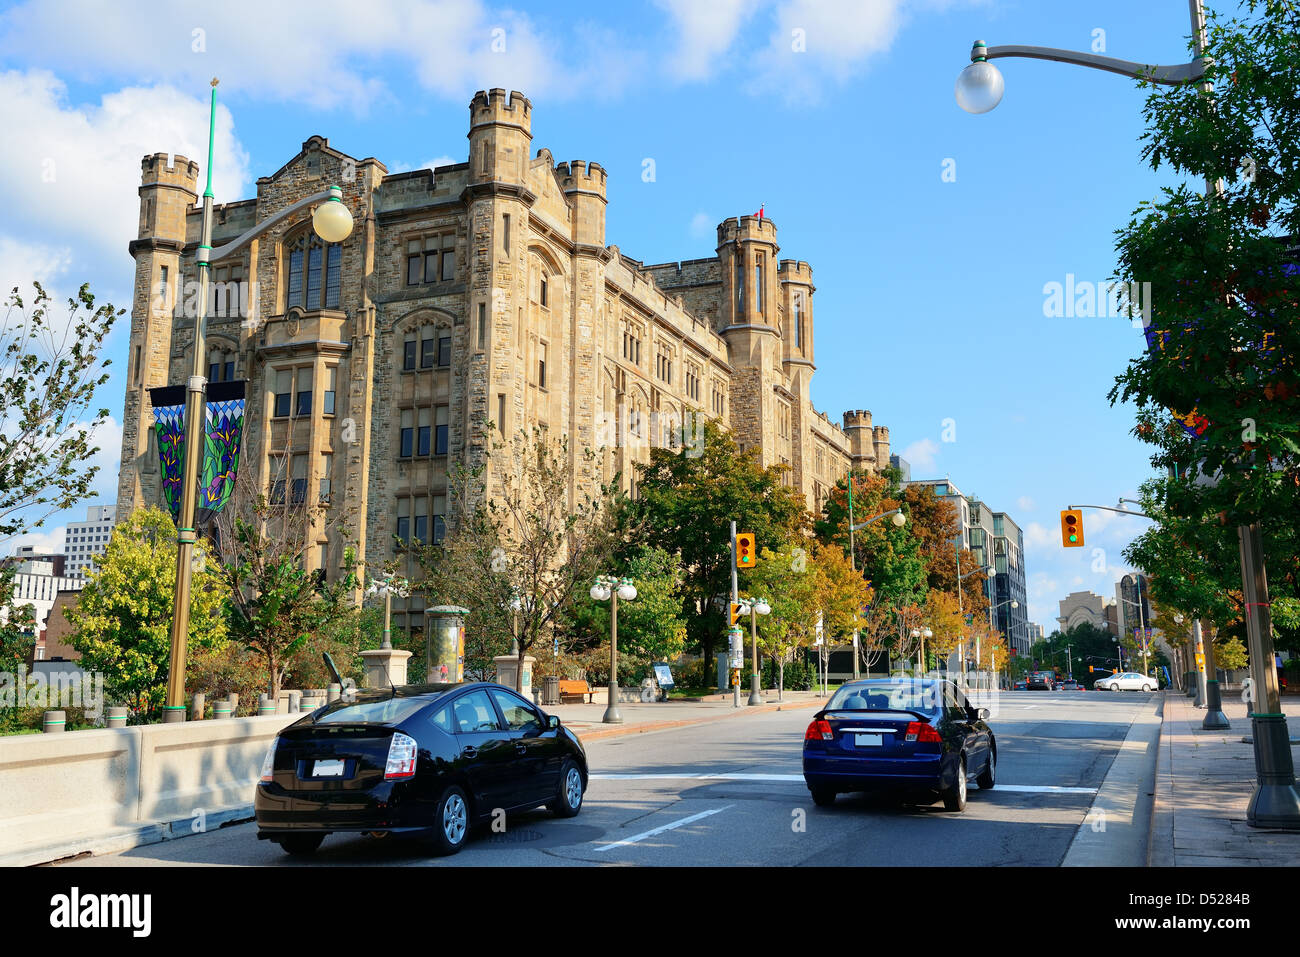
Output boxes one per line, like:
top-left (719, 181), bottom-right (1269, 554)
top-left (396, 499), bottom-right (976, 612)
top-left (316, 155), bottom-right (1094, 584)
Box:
top-left (0, 0), bottom-right (1222, 631)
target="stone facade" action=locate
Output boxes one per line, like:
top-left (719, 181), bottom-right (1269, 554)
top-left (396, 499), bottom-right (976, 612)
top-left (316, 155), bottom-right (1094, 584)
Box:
top-left (116, 89), bottom-right (894, 631)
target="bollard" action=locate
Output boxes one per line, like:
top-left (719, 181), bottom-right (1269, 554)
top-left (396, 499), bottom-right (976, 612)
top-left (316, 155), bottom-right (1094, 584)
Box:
top-left (106, 705), bottom-right (128, 728)
top-left (212, 699), bottom-right (233, 719)
top-left (258, 699), bottom-right (276, 716)
top-left (327, 683), bottom-right (341, 703)
top-left (42, 710), bottom-right (66, 733)
top-left (192, 692), bottom-right (206, 721)
top-left (228, 693), bottom-right (240, 717)
top-left (289, 690), bottom-right (302, 713)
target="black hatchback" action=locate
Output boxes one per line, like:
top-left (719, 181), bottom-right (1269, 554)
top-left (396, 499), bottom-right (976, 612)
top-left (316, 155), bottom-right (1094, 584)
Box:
top-left (255, 682), bottom-right (588, 856)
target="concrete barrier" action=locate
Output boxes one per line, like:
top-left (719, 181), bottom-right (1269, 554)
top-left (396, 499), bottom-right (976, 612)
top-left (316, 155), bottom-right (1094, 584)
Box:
top-left (0, 712), bottom-right (304, 866)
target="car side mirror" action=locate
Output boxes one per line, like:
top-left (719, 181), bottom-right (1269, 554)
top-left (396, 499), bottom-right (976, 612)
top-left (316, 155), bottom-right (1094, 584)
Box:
top-left (548, 714), bottom-right (560, 730)
top-left (978, 708), bottom-right (991, 720)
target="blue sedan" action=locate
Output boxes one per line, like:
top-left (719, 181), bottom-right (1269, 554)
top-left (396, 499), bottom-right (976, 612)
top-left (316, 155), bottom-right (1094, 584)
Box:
top-left (802, 677), bottom-right (996, 812)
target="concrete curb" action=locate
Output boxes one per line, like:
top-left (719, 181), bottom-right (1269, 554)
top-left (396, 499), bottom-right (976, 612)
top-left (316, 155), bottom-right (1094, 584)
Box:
top-left (1062, 694), bottom-right (1163, 867)
top-left (1148, 692), bottom-right (1175, 866)
top-left (7, 805), bottom-right (255, 868)
top-left (572, 696), bottom-right (823, 743)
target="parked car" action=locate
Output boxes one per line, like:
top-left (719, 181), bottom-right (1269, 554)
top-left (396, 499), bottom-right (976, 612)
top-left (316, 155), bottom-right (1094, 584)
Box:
top-left (1012, 679), bottom-right (1028, 691)
top-left (802, 677), bottom-right (996, 813)
top-left (1094, 672), bottom-right (1158, 692)
top-left (255, 682), bottom-right (588, 856)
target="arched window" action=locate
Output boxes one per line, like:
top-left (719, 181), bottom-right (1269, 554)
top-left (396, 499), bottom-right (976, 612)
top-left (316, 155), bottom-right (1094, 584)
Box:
top-left (285, 233), bottom-right (342, 310)
top-left (207, 346), bottom-right (236, 383)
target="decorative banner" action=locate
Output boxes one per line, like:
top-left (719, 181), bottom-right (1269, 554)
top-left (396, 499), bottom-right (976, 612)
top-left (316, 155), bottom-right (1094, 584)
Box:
top-left (198, 380), bottom-right (247, 525)
top-left (147, 381), bottom-right (246, 527)
top-left (147, 385), bottom-right (188, 525)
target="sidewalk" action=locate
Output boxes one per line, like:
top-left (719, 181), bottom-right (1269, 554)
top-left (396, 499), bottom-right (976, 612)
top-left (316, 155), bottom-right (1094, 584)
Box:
top-left (545, 690), bottom-right (825, 742)
top-left (1149, 691), bottom-right (1300, 866)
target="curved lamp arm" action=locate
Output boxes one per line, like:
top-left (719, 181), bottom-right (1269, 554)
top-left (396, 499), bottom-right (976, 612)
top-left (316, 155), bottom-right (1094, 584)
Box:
top-left (203, 186), bottom-right (341, 264)
top-left (975, 42), bottom-right (1206, 85)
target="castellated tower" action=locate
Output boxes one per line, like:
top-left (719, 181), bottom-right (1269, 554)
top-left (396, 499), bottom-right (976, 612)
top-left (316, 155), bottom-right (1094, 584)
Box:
top-left (716, 215), bottom-right (782, 461)
top-left (464, 89), bottom-right (534, 498)
top-left (117, 152), bottom-right (200, 517)
top-left (872, 425), bottom-right (891, 471)
top-left (843, 409), bottom-right (879, 471)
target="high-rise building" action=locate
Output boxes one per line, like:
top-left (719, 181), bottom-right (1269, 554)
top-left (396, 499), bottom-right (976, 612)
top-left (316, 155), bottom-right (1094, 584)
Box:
top-left (992, 510), bottom-right (1029, 659)
top-left (115, 90), bottom-right (897, 647)
top-left (62, 505), bottom-right (116, 581)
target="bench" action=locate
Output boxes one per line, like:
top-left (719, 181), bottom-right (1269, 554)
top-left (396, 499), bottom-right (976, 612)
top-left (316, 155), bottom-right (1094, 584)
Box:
top-left (558, 680), bottom-right (596, 704)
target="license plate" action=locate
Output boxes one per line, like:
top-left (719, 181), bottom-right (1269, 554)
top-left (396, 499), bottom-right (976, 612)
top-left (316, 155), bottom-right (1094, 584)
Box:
top-left (854, 734), bottom-right (882, 747)
top-left (313, 759), bottom-right (345, 777)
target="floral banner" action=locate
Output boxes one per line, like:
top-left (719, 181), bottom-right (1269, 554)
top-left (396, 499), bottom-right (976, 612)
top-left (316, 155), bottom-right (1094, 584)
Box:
top-left (198, 380), bottom-right (246, 526)
top-left (147, 385), bottom-right (188, 525)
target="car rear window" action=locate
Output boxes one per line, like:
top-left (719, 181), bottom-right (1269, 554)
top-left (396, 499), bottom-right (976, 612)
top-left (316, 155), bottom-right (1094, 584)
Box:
top-left (827, 682), bottom-right (942, 714)
top-left (313, 695), bottom-right (439, 726)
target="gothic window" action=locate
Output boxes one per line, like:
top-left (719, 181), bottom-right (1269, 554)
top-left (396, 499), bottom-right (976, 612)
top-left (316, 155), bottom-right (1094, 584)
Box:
top-left (286, 233), bottom-right (342, 309)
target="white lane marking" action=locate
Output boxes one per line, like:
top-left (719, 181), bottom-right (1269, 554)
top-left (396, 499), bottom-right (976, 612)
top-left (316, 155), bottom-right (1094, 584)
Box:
top-left (590, 774), bottom-right (1096, 794)
top-left (592, 805), bottom-right (733, 852)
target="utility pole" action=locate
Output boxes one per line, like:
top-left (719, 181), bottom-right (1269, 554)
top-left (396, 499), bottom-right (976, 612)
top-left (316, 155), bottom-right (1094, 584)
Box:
top-left (730, 520), bottom-right (740, 709)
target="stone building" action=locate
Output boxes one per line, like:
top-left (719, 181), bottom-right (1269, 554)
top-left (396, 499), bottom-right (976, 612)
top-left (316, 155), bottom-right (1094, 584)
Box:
top-left (116, 89), bottom-right (893, 641)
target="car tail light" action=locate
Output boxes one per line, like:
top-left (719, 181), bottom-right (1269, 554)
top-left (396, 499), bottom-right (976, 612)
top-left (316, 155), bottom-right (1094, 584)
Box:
top-left (804, 719), bottom-right (833, 741)
top-left (904, 721), bottom-right (942, 743)
top-left (260, 740), bottom-right (277, 782)
top-left (384, 732), bottom-right (418, 780)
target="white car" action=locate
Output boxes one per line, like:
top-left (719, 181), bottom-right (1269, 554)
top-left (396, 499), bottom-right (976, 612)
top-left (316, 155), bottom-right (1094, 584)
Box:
top-left (1095, 672), bottom-right (1157, 692)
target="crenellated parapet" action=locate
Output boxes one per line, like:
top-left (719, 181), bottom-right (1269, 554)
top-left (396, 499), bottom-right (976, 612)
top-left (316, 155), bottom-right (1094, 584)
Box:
top-left (140, 152), bottom-right (200, 191)
top-left (469, 88), bottom-right (532, 132)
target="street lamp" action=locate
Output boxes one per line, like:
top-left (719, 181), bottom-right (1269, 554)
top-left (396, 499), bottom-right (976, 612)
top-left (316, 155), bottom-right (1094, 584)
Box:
top-left (911, 626), bottom-right (934, 675)
top-left (591, 575), bottom-right (635, 724)
top-left (735, 596), bottom-right (771, 705)
top-left (366, 574), bottom-right (410, 651)
top-left (985, 598), bottom-right (1018, 677)
top-left (163, 79), bottom-right (354, 722)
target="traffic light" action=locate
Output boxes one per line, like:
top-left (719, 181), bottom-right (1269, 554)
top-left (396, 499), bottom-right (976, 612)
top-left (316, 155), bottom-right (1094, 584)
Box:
top-left (735, 532), bottom-right (757, 569)
top-left (1060, 509), bottom-right (1084, 547)
top-left (730, 602), bottom-right (743, 626)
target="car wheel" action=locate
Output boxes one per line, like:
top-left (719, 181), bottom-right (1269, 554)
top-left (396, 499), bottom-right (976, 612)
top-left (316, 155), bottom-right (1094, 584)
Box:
top-left (428, 784), bottom-right (470, 856)
top-left (976, 747), bottom-right (996, 790)
top-left (810, 787), bottom-right (836, 807)
top-left (942, 756), bottom-right (967, 812)
top-left (1143, 684), bottom-right (1155, 692)
top-left (1110, 684), bottom-right (1121, 692)
top-left (547, 760), bottom-right (585, 818)
top-left (278, 834), bottom-right (323, 857)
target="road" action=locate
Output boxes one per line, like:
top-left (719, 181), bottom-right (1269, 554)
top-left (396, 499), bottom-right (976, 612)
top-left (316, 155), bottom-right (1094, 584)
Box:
top-left (59, 691), bottom-right (1157, 867)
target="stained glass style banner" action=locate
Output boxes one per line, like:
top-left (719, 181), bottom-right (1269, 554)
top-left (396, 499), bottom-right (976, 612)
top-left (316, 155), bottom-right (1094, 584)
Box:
top-left (147, 385), bottom-right (188, 525)
top-left (199, 380), bottom-right (246, 525)
top-left (147, 381), bottom-right (246, 527)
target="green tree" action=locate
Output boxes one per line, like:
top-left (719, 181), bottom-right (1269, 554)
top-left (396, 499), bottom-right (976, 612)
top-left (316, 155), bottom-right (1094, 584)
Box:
top-left (66, 506), bottom-right (227, 715)
top-left (746, 543), bottom-right (822, 696)
top-left (0, 283), bottom-right (121, 542)
top-left (633, 416), bottom-right (807, 676)
top-left (584, 545), bottom-right (687, 680)
top-left (1109, 0), bottom-right (1300, 656)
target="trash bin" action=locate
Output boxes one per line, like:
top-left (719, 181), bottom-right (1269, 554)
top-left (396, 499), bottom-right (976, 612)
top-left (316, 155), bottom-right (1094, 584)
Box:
top-left (543, 676), bottom-right (560, 706)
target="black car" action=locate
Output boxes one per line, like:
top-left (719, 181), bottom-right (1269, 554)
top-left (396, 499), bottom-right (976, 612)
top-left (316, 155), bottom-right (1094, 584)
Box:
top-left (255, 682), bottom-right (588, 856)
top-left (1026, 671), bottom-right (1054, 690)
top-left (802, 677), bottom-right (996, 812)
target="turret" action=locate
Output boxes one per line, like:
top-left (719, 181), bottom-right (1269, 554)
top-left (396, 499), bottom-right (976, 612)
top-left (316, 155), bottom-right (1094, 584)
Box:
top-left (716, 215), bottom-right (780, 331)
top-left (138, 152), bottom-right (200, 241)
top-left (843, 409), bottom-right (877, 470)
top-left (872, 425), bottom-right (890, 472)
top-left (556, 160), bottom-right (607, 248)
top-left (778, 258), bottom-right (814, 363)
top-left (468, 89), bottom-right (532, 186)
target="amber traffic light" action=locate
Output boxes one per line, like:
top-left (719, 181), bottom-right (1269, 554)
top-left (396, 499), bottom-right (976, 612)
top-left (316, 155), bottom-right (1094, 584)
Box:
top-left (1060, 509), bottom-right (1084, 547)
top-left (730, 602), bottom-right (743, 626)
top-left (735, 532), bottom-right (757, 570)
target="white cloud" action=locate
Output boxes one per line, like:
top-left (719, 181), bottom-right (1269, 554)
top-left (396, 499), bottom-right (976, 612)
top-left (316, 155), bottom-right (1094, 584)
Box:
top-left (1022, 521), bottom-right (1056, 551)
top-left (656, 0), bottom-right (760, 82)
top-left (898, 437), bottom-right (939, 472)
top-left (85, 415), bottom-right (124, 501)
top-left (7, 526), bottom-right (66, 557)
top-left (1017, 495), bottom-right (1035, 512)
top-left (689, 212), bottom-right (715, 238)
top-left (389, 154), bottom-right (461, 175)
top-left (0, 70), bottom-right (250, 270)
top-left (0, 2), bottom-right (645, 112)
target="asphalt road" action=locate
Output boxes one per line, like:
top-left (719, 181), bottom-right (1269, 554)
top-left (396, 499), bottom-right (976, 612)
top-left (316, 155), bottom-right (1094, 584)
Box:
top-left (59, 691), bottom-right (1158, 867)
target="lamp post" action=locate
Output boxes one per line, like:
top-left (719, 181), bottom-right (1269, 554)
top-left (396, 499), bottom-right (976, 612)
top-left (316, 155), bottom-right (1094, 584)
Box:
top-left (910, 626), bottom-right (933, 675)
top-left (954, 549), bottom-right (994, 686)
top-left (1120, 574), bottom-right (1152, 677)
top-left (986, 598), bottom-right (1018, 687)
top-left (366, 574), bottom-right (410, 651)
top-left (735, 596), bottom-right (771, 705)
top-left (162, 79), bottom-right (354, 721)
top-left (956, 0), bottom-right (1300, 830)
top-left (591, 575), bottom-right (636, 724)
top-left (848, 505), bottom-right (906, 679)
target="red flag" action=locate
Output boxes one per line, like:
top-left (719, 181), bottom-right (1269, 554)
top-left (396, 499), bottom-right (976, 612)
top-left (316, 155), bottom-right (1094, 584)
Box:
top-left (754, 205), bottom-right (764, 219)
